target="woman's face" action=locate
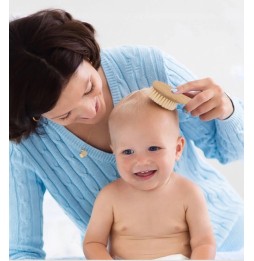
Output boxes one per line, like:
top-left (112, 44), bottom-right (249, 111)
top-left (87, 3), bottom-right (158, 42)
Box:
top-left (43, 60), bottom-right (106, 126)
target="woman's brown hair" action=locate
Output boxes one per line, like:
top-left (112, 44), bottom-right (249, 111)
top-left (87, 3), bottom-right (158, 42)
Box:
top-left (9, 9), bottom-right (101, 143)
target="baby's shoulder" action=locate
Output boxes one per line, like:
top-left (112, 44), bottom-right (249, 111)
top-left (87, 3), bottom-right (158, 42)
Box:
top-left (97, 178), bottom-right (122, 197)
top-left (173, 173), bottom-right (202, 195)
top-left (173, 174), bottom-right (206, 207)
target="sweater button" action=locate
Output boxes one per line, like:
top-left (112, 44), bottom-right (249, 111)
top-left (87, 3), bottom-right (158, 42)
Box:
top-left (79, 149), bottom-right (88, 158)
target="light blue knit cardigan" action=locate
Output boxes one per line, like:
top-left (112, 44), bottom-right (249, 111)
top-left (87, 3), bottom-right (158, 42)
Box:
top-left (9, 45), bottom-right (244, 259)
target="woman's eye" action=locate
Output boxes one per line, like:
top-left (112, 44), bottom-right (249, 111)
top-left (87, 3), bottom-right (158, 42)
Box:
top-left (122, 149), bottom-right (134, 155)
top-left (148, 146), bottom-right (160, 151)
top-left (84, 82), bottom-right (94, 95)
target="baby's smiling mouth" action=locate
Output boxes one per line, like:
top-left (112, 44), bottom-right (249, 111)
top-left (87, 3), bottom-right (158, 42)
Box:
top-left (134, 170), bottom-right (156, 178)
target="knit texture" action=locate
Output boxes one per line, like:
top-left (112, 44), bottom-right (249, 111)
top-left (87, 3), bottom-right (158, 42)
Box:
top-left (9, 45), bottom-right (244, 259)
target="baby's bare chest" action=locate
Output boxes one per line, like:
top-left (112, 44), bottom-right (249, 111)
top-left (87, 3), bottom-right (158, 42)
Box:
top-left (112, 195), bottom-right (188, 236)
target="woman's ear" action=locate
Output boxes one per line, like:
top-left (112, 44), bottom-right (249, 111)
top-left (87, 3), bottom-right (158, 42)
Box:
top-left (175, 136), bottom-right (185, 161)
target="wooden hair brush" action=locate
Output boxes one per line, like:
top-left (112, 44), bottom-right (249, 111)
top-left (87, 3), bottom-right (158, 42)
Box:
top-left (149, 81), bottom-right (191, 110)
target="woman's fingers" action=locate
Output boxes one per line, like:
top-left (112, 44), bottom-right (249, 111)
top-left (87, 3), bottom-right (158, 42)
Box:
top-left (176, 78), bottom-right (217, 93)
top-left (176, 78), bottom-right (234, 120)
top-left (184, 88), bottom-right (215, 114)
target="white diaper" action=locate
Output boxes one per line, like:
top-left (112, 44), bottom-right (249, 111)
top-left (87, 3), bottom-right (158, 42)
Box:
top-left (154, 253), bottom-right (189, 260)
top-left (114, 253), bottom-right (189, 260)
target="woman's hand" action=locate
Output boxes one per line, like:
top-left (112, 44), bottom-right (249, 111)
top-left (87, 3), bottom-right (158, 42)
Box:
top-left (175, 78), bottom-right (234, 121)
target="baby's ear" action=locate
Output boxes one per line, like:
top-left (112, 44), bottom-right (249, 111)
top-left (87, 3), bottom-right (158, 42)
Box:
top-left (175, 136), bottom-right (185, 161)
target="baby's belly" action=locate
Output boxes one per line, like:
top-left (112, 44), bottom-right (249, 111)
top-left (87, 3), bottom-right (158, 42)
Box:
top-left (110, 231), bottom-right (191, 260)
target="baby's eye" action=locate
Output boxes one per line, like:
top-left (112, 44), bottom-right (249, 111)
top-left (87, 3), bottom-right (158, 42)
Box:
top-left (122, 149), bottom-right (134, 155)
top-left (148, 146), bottom-right (161, 151)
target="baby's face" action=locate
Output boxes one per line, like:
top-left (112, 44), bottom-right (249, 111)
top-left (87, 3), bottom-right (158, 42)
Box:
top-left (110, 109), bottom-right (184, 191)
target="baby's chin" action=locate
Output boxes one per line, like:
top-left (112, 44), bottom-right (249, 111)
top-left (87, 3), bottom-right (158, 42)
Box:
top-left (128, 181), bottom-right (166, 192)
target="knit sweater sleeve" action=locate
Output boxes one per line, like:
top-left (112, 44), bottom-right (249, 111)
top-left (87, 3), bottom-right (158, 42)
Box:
top-left (161, 51), bottom-right (244, 164)
top-left (9, 143), bottom-right (46, 259)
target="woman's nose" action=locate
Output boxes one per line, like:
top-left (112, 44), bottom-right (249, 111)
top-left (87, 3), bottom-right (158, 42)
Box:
top-left (77, 98), bottom-right (97, 119)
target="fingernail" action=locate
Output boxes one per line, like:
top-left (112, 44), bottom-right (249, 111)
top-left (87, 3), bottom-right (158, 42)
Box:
top-left (183, 106), bottom-right (189, 113)
top-left (171, 88), bottom-right (178, 93)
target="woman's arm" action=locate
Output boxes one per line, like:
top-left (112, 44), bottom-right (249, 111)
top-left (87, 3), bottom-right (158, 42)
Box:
top-left (179, 94), bottom-right (243, 164)
top-left (162, 52), bottom-right (243, 163)
top-left (83, 186), bottom-right (114, 260)
top-left (9, 143), bottom-right (46, 259)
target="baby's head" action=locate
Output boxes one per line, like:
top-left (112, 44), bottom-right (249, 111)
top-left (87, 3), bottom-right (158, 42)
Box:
top-left (109, 88), bottom-right (180, 144)
top-left (109, 88), bottom-right (185, 190)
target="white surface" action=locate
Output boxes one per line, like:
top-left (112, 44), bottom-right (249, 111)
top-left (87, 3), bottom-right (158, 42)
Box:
top-left (43, 192), bottom-right (84, 259)
top-left (9, 0), bottom-right (244, 259)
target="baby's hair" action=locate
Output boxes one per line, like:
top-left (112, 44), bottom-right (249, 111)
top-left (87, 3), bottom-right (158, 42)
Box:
top-left (111, 89), bottom-right (157, 114)
top-left (109, 88), bottom-right (179, 132)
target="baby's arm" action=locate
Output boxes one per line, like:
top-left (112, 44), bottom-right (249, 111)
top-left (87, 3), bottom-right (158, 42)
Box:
top-left (83, 185), bottom-right (114, 260)
top-left (185, 182), bottom-right (216, 259)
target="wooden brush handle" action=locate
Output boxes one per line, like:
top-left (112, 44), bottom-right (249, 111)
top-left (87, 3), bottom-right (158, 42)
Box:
top-left (153, 81), bottom-right (191, 104)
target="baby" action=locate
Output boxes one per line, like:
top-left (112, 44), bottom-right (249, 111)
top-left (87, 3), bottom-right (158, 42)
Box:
top-left (83, 88), bottom-right (216, 260)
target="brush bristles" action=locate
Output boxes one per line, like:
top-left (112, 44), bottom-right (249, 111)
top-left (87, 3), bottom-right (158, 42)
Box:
top-left (149, 88), bottom-right (177, 110)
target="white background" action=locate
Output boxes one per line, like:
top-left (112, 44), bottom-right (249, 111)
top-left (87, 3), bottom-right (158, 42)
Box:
top-left (9, 0), bottom-right (244, 259)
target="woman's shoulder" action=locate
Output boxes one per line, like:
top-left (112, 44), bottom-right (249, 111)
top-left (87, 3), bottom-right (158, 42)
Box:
top-left (101, 45), bottom-right (195, 85)
top-left (101, 45), bottom-right (167, 83)
top-left (9, 135), bottom-right (33, 153)
top-left (101, 44), bottom-right (164, 60)
top-left (9, 121), bottom-right (53, 157)
top-left (9, 136), bottom-right (41, 164)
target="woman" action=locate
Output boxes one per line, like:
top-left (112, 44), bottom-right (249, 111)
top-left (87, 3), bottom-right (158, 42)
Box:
top-left (9, 9), bottom-right (243, 259)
